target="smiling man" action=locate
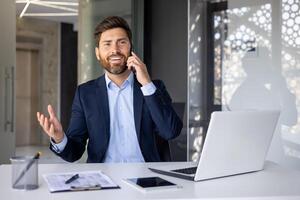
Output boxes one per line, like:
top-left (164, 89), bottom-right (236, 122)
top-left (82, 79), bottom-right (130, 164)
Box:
top-left (37, 16), bottom-right (183, 163)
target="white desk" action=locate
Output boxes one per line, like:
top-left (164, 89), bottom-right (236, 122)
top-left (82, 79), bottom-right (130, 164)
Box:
top-left (0, 161), bottom-right (300, 200)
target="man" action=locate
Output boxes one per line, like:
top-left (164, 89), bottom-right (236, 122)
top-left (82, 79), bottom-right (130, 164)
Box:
top-left (37, 16), bottom-right (182, 163)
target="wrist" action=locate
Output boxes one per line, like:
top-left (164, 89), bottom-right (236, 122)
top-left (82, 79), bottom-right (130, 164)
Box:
top-left (141, 81), bottom-right (156, 96)
top-left (141, 81), bottom-right (151, 86)
top-left (140, 78), bottom-right (151, 86)
top-left (52, 134), bottom-right (64, 144)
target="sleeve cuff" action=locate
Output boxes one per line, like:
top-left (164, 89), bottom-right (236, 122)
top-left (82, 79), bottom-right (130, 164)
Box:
top-left (50, 133), bottom-right (67, 153)
top-left (141, 81), bottom-right (157, 96)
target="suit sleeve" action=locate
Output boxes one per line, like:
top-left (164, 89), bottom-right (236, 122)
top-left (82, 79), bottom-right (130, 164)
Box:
top-left (143, 80), bottom-right (183, 140)
top-left (50, 86), bottom-right (88, 162)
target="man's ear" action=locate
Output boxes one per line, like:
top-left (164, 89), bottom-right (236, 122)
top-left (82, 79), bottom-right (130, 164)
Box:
top-left (95, 47), bottom-right (100, 60)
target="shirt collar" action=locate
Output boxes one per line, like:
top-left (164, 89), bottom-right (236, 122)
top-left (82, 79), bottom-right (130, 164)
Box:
top-left (105, 71), bottom-right (134, 90)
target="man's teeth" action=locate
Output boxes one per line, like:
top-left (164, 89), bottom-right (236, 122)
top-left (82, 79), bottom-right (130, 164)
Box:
top-left (110, 57), bottom-right (122, 60)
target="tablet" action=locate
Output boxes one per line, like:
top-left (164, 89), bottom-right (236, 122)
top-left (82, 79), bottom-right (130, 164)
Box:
top-left (124, 177), bottom-right (181, 192)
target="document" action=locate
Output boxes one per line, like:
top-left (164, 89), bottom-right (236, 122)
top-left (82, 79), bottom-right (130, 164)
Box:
top-left (43, 171), bottom-right (120, 192)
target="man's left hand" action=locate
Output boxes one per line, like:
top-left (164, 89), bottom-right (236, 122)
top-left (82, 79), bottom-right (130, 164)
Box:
top-left (127, 52), bottom-right (151, 86)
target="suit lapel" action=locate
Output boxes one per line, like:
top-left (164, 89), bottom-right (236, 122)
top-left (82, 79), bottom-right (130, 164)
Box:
top-left (96, 76), bottom-right (110, 136)
top-left (133, 78), bottom-right (143, 142)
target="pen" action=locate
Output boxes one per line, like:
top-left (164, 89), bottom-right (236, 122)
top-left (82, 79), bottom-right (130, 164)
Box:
top-left (65, 174), bottom-right (79, 184)
top-left (70, 184), bottom-right (101, 191)
top-left (13, 152), bottom-right (41, 187)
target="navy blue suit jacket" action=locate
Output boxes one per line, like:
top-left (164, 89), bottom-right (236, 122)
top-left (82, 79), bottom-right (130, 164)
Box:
top-left (52, 74), bottom-right (183, 163)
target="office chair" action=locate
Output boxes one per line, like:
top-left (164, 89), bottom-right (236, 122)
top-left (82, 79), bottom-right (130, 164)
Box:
top-left (155, 102), bottom-right (186, 162)
top-left (156, 135), bottom-right (172, 161)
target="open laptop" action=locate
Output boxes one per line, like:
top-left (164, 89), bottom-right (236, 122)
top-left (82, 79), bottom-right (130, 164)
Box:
top-left (149, 110), bottom-right (280, 181)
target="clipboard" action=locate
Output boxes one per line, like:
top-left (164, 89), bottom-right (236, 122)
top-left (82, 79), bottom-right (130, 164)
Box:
top-left (43, 171), bottom-right (120, 193)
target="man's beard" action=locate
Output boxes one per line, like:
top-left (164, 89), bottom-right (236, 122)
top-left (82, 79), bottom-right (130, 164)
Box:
top-left (99, 52), bottom-right (128, 75)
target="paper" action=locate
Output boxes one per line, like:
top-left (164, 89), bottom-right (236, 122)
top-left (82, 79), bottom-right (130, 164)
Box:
top-left (43, 171), bottom-right (119, 192)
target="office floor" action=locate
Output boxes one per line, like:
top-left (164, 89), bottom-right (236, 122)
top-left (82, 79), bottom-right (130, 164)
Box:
top-left (15, 145), bottom-right (70, 164)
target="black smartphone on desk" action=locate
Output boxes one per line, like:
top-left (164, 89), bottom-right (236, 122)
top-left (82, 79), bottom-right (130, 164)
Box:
top-left (123, 177), bottom-right (181, 192)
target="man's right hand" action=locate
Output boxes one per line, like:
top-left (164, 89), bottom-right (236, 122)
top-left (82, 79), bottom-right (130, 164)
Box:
top-left (37, 104), bottom-right (64, 143)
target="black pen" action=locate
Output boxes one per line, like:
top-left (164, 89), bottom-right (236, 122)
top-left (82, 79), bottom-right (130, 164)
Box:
top-left (65, 174), bottom-right (79, 184)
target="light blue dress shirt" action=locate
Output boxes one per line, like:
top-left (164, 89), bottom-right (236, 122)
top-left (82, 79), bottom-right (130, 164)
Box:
top-left (51, 72), bottom-right (157, 163)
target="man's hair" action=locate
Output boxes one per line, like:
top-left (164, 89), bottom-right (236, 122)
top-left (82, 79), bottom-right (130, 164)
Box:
top-left (94, 16), bottom-right (132, 47)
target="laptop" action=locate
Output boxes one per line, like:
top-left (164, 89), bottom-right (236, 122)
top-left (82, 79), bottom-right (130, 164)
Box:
top-left (149, 110), bottom-right (280, 181)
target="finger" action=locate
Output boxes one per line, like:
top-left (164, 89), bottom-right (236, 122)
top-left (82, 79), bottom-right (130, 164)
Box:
top-left (131, 52), bottom-right (143, 63)
top-left (44, 117), bottom-right (50, 133)
top-left (37, 113), bottom-right (43, 123)
top-left (48, 104), bottom-right (56, 119)
top-left (128, 59), bottom-right (146, 73)
top-left (129, 57), bottom-right (143, 66)
top-left (127, 60), bottom-right (134, 67)
top-left (38, 113), bottom-right (45, 122)
top-left (126, 57), bottom-right (136, 64)
top-left (128, 59), bottom-right (141, 68)
top-left (49, 123), bottom-right (54, 136)
top-left (126, 59), bottom-right (136, 68)
top-left (127, 64), bottom-right (132, 71)
top-left (39, 114), bottom-right (45, 125)
top-left (37, 112), bottom-right (40, 120)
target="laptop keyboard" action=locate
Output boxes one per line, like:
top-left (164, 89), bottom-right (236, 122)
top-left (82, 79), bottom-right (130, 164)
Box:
top-left (171, 167), bottom-right (197, 175)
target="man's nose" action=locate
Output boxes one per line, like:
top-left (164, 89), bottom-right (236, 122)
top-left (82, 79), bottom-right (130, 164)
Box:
top-left (111, 43), bottom-right (120, 54)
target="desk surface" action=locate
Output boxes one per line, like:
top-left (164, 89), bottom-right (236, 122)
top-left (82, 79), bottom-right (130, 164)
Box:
top-left (1, 161), bottom-right (300, 200)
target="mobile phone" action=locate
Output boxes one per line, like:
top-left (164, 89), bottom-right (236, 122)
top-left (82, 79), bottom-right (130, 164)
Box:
top-left (127, 47), bottom-right (136, 73)
top-left (123, 177), bottom-right (181, 192)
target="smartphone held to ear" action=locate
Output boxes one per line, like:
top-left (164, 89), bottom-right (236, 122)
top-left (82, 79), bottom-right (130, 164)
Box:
top-left (127, 51), bottom-right (136, 73)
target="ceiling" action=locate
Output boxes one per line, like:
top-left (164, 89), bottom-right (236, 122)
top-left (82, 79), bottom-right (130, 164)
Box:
top-left (16, 0), bottom-right (78, 25)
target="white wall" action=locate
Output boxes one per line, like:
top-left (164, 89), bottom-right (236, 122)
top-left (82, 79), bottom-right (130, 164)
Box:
top-left (17, 18), bottom-right (60, 145)
top-left (0, 0), bottom-right (15, 163)
top-left (223, 0), bottom-right (300, 169)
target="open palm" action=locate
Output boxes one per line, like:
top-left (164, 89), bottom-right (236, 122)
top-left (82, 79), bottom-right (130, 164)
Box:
top-left (37, 104), bottom-right (64, 143)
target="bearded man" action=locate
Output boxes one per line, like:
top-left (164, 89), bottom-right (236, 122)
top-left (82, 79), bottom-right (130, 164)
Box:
top-left (37, 16), bottom-right (183, 163)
